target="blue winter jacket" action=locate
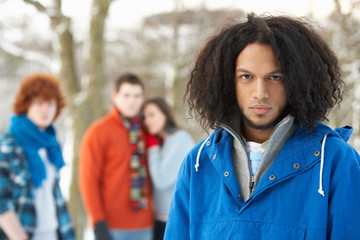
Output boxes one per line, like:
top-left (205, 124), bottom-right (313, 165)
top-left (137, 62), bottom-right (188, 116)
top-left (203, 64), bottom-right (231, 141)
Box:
top-left (164, 122), bottom-right (360, 239)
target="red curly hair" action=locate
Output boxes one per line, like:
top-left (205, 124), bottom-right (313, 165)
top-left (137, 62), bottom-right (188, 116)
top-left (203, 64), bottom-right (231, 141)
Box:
top-left (13, 73), bottom-right (66, 120)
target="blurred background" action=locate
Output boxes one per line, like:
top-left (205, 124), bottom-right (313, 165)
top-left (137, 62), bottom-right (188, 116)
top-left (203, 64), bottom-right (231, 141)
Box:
top-left (0, 0), bottom-right (359, 239)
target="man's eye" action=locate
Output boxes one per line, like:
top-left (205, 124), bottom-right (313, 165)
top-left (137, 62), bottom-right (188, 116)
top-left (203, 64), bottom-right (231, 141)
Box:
top-left (240, 75), bottom-right (251, 79)
top-left (270, 75), bottom-right (282, 81)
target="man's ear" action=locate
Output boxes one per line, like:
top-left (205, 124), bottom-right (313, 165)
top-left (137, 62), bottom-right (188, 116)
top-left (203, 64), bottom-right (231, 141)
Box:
top-left (111, 90), bottom-right (117, 102)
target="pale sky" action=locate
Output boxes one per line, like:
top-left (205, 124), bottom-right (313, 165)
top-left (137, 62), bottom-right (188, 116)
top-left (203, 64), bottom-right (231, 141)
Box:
top-left (63, 0), bottom-right (337, 22)
top-left (71, 0), bottom-right (338, 29)
top-left (61, 0), bottom-right (343, 41)
top-left (109, 0), bottom-right (335, 25)
top-left (0, 0), bottom-right (354, 42)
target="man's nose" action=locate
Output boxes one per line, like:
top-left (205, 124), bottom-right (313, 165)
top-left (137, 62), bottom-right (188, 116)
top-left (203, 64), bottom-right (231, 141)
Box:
top-left (253, 79), bottom-right (269, 100)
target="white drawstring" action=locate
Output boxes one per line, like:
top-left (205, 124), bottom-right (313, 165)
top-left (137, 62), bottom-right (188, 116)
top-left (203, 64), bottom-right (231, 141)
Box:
top-left (318, 134), bottom-right (328, 197)
top-left (195, 137), bottom-right (210, 172)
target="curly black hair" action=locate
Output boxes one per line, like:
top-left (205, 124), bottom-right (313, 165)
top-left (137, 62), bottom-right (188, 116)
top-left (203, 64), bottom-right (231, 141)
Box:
top-left (185, 13), bottom-right (345, 131)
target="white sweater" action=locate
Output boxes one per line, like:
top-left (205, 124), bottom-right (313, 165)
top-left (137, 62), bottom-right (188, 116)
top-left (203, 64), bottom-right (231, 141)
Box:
top-left (32, 148), bottom-right (58, 240)
top-left (148, 130), bottom-right (194, 222)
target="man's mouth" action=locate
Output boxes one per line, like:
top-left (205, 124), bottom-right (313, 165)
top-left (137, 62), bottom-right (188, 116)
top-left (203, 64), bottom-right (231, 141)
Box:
top-left (250, 105), bottom-right (271, 115)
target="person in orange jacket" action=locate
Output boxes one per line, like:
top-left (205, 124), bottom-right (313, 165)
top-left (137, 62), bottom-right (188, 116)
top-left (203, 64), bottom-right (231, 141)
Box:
top-left (79, 73), bottom-right (153, 240)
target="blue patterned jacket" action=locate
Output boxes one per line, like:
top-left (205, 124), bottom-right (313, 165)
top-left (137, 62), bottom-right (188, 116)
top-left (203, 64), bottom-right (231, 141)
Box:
top-left (0, 131), bottom-right (75, 239)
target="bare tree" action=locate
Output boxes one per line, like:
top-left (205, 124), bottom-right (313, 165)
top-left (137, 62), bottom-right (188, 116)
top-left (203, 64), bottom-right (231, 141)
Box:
top-left (325, 0), bottom-right (360, 151)
top-left (23, 0), bottom-right (112, 239)
top-left (141, 8), bottom-right (246, 140)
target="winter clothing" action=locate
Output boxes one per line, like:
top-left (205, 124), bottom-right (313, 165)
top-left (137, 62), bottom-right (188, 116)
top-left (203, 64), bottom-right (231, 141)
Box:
top-left (227, 115), bottom-right (296, 201)
top-left (121, 115), bottom-right (148, 210)
top-left (148, 129), bottom-right (194, 240)
top-left (10, 115), bottom-right (65, 187)
top-left (247, 149), bottom-right (263, 175)
top-left (153, 220), bottom-right (167, 240)
top-left (79, 106), bottom-right (153, 231)
top-left (0, 131), bottom-right (75, 240)
top-left (148, 129), bottom-right (194, 220)
top-left (32, 148), bottom-right (59, 240)
top-left (109, 228), bottom-right (152, 240)
top-left (164, 120), bottom-right (360, 239)
top-left (94, 221), bottom-right (113, 240)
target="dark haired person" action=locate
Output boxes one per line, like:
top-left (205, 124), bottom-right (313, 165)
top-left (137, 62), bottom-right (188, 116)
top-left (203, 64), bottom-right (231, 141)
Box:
top-left (79, 73), bottom-right (153, 240)
top-left (142, 98), bottom-right (194, 240)
top-left (0, 73), bottom-right (75, 240)
top-left (164, 13), bottom-right (360, 239)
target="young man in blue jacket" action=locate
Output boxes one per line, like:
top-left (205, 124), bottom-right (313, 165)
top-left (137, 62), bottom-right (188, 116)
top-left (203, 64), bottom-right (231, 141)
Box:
top-left (164, 13), bottom-right (360, 239)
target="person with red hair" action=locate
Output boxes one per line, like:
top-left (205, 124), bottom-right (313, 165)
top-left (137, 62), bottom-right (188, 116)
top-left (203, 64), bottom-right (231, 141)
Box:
top-left (0, 73), bottom-right (75, 240)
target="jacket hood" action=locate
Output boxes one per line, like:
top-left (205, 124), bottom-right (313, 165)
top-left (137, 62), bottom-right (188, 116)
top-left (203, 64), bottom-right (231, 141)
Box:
top-left (194, 120), bottom-right (354, 198)
top-left (334, 125), bottom-right (353, 142)
top-left (312, 121), bottom-right (353, 142)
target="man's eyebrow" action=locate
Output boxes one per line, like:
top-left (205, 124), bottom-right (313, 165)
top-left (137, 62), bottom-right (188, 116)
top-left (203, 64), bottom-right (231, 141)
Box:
top-left (268, 70), bottom-right (282, 74)
top-left (235, 68), bottom-right (252, 74)
top-left (235, 68), bottom-right (282, 74)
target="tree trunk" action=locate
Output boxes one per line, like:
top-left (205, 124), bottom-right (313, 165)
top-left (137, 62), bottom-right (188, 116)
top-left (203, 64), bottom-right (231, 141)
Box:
top-left (23, 0), bottom-right (111, 239)
top-left (53, 14), bottom-right (87, 240)
top-left (68, 104), bottom-right (92, 240)
top-left (87, 0), bottom-right (110, 119)
top-left (66, 1), bottom-right (111, 239)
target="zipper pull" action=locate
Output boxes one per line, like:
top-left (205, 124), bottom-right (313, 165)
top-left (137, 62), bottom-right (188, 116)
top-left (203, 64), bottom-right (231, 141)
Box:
top-left (249, 175), bottom-right (255, 195)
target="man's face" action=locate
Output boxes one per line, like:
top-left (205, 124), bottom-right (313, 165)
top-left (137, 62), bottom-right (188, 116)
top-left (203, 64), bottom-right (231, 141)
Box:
top-left (27, 98), bottom-right (57, 129)
top-left (235, 43), bottom-right (287, 133)
top-left (112, 83), bottom-right (144, 118)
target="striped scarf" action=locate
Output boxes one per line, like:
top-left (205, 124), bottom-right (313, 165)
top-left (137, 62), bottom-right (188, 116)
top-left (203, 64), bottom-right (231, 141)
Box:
top-left (121, 114), bottom-right (148, 210)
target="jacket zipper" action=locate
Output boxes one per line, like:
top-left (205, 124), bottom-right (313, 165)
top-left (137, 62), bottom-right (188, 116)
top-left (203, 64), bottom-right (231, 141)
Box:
top-left (221, 118), bottom-right (290, 196)
top-left (239, 157), bottom-right (322, 214)
top-left (220, 124), bottom-right (255, 197)
top-left (249, 175), bottom-right (255, 195)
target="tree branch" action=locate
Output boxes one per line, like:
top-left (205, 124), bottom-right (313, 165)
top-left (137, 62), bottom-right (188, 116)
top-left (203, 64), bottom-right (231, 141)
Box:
top-left (352, 0), bottom-right (360, 9)
top-left (23, 0), bottom-right (63, 20)
top-left (23, 0), bottom-right (47, 13)
top-left (333, 0), bottom-right (342, 15)
top-left (0, 41), bottom-right (53, 70)
top-left (23, 0), bottom-right (81, 98)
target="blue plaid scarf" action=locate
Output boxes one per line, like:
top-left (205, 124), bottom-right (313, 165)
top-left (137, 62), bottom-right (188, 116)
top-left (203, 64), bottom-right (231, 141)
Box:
top-left (10, 115), bottom-right (65, 188)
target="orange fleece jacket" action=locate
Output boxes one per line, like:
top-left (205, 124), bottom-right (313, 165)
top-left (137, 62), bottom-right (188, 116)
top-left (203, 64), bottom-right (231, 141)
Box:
top-left (79, 107), bottom-right (153, 229)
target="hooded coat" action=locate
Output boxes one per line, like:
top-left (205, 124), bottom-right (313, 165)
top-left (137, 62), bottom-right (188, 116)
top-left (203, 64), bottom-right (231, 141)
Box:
top-left (164, 122), bottom-right (360, 239)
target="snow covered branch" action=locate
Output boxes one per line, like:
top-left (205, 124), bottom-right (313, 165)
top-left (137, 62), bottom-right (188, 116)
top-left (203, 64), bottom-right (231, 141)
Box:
top-left (23, 0), bottom-right (47, 13)
top-left (0, 41), bottom-right (53, 70)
